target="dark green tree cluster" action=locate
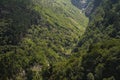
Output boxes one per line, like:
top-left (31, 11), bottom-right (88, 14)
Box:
top-left (42, 39), bottom-right (120, 80)
top-left (76, 0), bottom-right (120, 49)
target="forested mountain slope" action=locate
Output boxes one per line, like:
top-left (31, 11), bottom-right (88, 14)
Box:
top-left (77, 0), bottom-right (120, 50)
top-left (0, 0), bottom-right (88, 79)
top-left (0, 0), bottom-right (120, 80)
top-left (43, 0), bottom-right (120, 80)
top-left (0, 0), bottom-right (88, 52)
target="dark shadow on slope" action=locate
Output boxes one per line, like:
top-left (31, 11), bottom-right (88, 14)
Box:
top-left (0, 0), bottom-right (42, 45)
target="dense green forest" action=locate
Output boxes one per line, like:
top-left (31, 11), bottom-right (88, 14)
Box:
top-left (0, 0), bottom-right (120, 80)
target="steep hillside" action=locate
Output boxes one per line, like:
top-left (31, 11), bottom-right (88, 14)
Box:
top-left (0, 0), bottom-right (88, 79)
top-left (77, 0), bottom-right (120, 50)
top-left (43, 0), bottom-right (120, 80)
top-left (1, 0), bottom-right (120, 80)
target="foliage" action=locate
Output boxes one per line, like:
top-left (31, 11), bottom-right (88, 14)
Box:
top-left (0, 0), bottom-right (120, 80)
top-left (0, 0), bottom-right (88, 79)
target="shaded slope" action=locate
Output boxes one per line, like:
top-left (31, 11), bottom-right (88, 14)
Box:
top-left (76, 0), bottom-right (120, 50)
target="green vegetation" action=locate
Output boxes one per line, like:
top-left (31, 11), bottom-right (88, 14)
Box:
top-left (0, 0), bottom-right (120, 80)
top-left (41, 0), bottom-right (120, 80)
top-left (42, 39), bottom-right (120, 80)
top-left (0, 0), bottom-right (88, 79)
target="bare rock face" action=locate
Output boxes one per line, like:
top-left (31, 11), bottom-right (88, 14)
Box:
top-left (71, 0), bottom-right (88, 9)
top-left (71, 0), bottom-right (95, 16)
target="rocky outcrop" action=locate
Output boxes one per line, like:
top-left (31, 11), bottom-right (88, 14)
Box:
top-left (71, 0), bottom-right (96, 16)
